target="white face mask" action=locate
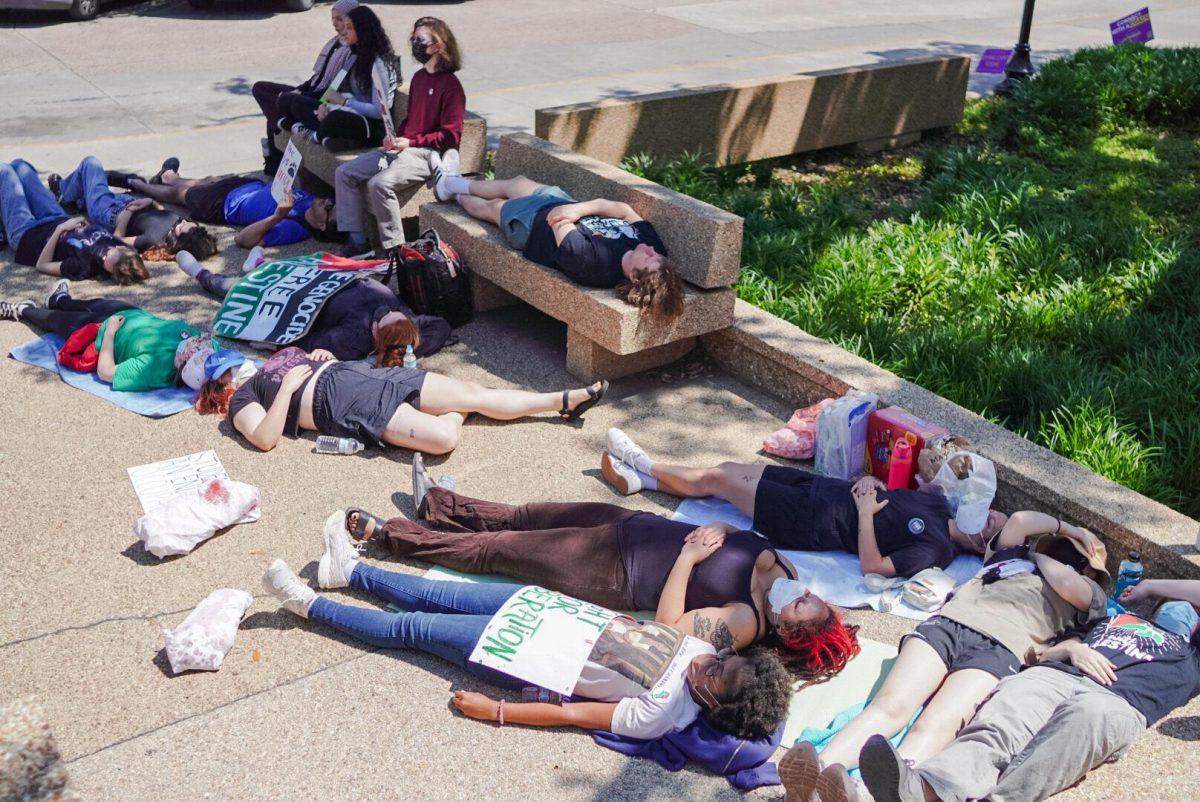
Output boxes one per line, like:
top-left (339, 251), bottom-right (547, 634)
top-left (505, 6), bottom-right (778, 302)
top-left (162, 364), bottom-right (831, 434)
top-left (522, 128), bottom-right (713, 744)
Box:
top-left (232, 361), bottom-right (258, 386)
top-left (767, 578), bottom-right (809, 622)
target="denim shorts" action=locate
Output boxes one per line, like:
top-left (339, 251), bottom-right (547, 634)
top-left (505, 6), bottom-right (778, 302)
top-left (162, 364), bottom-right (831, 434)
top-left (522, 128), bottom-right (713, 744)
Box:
top-left (499, 185), bottom-right (574, 249)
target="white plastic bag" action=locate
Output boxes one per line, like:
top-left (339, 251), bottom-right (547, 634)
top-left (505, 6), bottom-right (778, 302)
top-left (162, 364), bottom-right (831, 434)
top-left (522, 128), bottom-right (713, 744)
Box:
top-left (133, 478), bottom-right (261, 558)
top-left (163, 588), bottom-right (253, 674)
top-left (814, 390), bottom-right (879, 480)
top-left (929, 451), bottom-right (997, 534)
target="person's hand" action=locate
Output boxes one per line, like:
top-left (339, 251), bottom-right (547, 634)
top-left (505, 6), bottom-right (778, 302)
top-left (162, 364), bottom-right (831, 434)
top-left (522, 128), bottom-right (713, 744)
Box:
top-left (452, 690), bottom-right (498, 721)
top-left (546, 203), bottom-right (584, 227)
top-left (126, 197), bottom-right (154, 212)
top-left (1067, 642), bottom-right (1118, 685)
top-left (309, 349), bottom-right (335, 362)
top-left (58, 216), bottom-right (87, 231)
top-left (1063, 525), bottom-right (1101, 558)
top-left (274, 190), bottom-right (295, 219)
top-left (1119, 582), bottom-right (1153, 605)
top-left (851, 476), bottom-right (889, 516)
top-left (315, 104), bottom-right (331, 123)
top-left (279, 364), bottom-right (313, 395)
top-left (323, 90), bottom-right (346, 106)
top-left (681, 525), bottom-right (725, 564)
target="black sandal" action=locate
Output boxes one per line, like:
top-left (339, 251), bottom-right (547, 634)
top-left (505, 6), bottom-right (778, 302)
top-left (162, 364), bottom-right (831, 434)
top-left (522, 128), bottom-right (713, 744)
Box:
top-left (149, 157), bottom-right (180, 185)
top-left (560, 380), bottom-right (609, 422)
top-left (344, 507), bottom-right (386, 541)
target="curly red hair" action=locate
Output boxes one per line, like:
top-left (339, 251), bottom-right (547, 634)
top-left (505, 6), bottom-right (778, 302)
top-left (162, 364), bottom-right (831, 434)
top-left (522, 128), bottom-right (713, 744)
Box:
top-left (195, 379), bottom-right (235, 415)
top-left (770, 609), bottom-right (861, 683)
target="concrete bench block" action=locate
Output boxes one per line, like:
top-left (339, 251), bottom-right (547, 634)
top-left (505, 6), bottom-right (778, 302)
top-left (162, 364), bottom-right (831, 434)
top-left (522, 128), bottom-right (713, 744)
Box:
top-left (536, 56), bottom-right (969, 167)
top-left (470, 272), bottom-right (521, 312)
top-left (420, 203), bottom-right (735, 355)
top-left (493, 133), bottom-right (743, 290)
top-left (567, 329), bottom-right (696, 382)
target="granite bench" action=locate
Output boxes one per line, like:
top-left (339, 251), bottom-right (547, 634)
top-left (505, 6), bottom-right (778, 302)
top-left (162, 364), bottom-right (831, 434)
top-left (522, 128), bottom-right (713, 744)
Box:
top-left (419, 133), bottom-right (742, 380)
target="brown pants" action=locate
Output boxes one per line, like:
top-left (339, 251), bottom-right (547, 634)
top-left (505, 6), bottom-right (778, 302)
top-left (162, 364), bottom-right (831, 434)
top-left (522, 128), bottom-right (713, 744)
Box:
top-left (378, 488), bottom-right (637, 610)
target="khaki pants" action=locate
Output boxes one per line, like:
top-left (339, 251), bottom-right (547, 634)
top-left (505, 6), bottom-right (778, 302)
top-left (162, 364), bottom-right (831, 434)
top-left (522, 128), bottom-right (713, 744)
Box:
top-left (918, 666), bottom-right (1145, 802)
top-left (334, 147), bottom-right (435, 249)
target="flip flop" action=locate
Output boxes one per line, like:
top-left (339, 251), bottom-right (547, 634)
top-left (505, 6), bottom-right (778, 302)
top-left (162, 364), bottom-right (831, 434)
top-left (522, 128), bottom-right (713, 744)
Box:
top-left (344, 507), bottom-right (386, 541)
top-left (149, 157), bottom-right (180, 185)
top-left (560, 380), bottom-right (609, 422)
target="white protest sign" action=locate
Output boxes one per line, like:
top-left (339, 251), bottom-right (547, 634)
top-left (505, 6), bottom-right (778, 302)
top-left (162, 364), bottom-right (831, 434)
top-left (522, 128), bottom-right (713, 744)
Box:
top-left (469, 586), bottom-right (618, 695)
top-left (271, 140), bottom-right (303, 202)
top-left (128, 450), bottom-right (227, 513)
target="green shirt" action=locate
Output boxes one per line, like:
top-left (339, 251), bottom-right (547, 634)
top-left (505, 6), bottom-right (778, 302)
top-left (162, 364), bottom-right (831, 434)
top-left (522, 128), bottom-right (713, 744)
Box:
top-left (94, 309), bottom-right (200, 392)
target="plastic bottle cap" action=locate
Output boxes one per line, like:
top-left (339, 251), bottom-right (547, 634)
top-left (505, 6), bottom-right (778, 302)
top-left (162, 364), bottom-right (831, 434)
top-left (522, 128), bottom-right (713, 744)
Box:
top-left (1129, 550), bottom-right (1140, 561)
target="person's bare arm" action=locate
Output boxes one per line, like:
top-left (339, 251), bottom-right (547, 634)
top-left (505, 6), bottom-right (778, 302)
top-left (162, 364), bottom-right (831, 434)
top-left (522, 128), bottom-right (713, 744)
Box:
top-left (548, 200), bottom-right (640, 225)
top-left (852, 476), bottom-right (895, 577)
top-left (96, 315), bottom-right (124, 382)
top-left (1122, 579), bottom-right (1200, 608)
top-left (232, 364), bottom-right (312, 451)
top-left (656, 526), bottom-right (724, 627)
top-left (993, 510), bottom-right (1094, 551)
top-left (1032, 552), bottom-right (1097, 612)
top-left (113, 198), bottom-right (153, 238)
top-left (452, 691), bottom-right (616, 731)
top-left (234, 192), bottom-right (294, 249)
top-left (1039, 637), bottom-right (1117, 685)
top-left (35, 216), bottom-right (86, 274)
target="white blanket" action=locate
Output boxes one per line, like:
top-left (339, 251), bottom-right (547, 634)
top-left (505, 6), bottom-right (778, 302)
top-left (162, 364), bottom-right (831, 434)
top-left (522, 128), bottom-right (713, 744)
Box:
top-left (671, 497), bottom-right (983, 621)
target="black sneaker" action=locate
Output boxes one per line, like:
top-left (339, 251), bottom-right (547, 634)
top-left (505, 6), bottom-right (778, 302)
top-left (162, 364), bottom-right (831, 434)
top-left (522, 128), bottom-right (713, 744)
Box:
top-left (149, 157), bottom-right (180, 185)
top-left (45, 279), bottom-right (70, 308)
top-left (860, 734), bottom-right (926, 802)
top-left (105, 170), bottom-right (143, 189)
top-left (0, 300), bottom-right (34, 321)
top-left (321, 137), bottom-right (360, 153)
top-left (47, 173), bottom-right (62, 199)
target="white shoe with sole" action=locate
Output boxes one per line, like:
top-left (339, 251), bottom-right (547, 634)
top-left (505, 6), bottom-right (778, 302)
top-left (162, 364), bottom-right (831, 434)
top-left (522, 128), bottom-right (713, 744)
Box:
top-left (430, 149), bottom-right (462, 202)
top-left (317, 510), bottom-right (361, 589)
top-left (606, 427), bottom-right (653, 474)
top-left (262, 559), bottom-right (316, 617)
top-left (601, 451), bottom-right (643, 495)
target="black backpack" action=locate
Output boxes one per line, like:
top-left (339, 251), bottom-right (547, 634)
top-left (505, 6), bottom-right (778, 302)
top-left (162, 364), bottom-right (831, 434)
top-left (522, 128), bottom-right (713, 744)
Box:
top-left (385, 228), bottom-right (473, 327)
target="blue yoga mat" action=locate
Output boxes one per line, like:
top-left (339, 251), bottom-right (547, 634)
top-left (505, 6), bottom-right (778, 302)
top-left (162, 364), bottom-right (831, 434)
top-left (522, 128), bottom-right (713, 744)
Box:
top-left (8, 334), bottom-right (195, 418)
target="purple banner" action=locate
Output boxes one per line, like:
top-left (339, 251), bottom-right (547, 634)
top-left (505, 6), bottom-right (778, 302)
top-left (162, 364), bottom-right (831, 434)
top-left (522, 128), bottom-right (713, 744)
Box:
top-left (1110, 7), bottom-right (1154, 44)
top-left (976, 48), bottom-right (1013, 74)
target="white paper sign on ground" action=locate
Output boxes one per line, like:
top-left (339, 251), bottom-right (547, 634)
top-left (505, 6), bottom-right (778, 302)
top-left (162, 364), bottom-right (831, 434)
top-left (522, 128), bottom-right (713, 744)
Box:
top-left (270, 140), bottom-right (303, 202)
top-left (468, 585), bottom-right (618, 696)
top-left (127, 450), bottom-right (227, 513)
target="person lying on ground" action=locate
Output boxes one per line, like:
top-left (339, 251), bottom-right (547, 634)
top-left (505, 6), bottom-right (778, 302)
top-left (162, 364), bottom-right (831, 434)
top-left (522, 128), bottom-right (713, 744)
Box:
top-left (776, 525), bottom-right (1110, 801)
top-left (602, 427), bottom-right (1012, 578)
top-left (261, 552), bottom-right (791, 742)
top-left (282, 6), bottom-right (398, 152)
top-left (436, 174), bottom-right (684, 319)
top-left (125, 159), bottom-right (341, 249)
top-left (48, 156), bottom-right (217, 262)
top-left (0, 159), bottom-right (147, 284)
top-left (175, 252), bottom-right (452, 362)
top-left (852, 580), bottom-right (1200, 802)
top-left (253, 0), bottom-right (358, 175)
top-left (335, 16), bottom-right (466, 257)
top-left (341, 484), bottom-right (861, 681)
top-left (195, 344), bottom-right (608, 454)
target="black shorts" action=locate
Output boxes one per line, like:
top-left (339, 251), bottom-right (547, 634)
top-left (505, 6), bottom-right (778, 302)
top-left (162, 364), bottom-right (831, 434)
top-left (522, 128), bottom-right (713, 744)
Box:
top-left (751, 465), bottom-right (832, 550)
top-left (183, 176), bottom-right (258, 224)
top-left (312, 361), bottom-right (426, 446)
top-left (901, 616), bottom-right (1020, 679)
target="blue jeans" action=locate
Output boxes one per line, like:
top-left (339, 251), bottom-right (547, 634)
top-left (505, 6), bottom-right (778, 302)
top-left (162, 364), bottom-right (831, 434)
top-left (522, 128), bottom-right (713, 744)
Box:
top-left (307, 563), bottom-right (525, 687)
top-left (0, 159), bottom-right (66, 249)
top-left (58, 156), bottom-right (131, 230)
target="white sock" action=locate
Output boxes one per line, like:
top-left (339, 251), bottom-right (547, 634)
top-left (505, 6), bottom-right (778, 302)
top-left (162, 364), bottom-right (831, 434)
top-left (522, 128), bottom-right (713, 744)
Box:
top-left (443, 176), bottom-right (472, 195)
top-left (636, 469), bottom-right (657, 491)
top-left (343, 557), bottom-right (360, 581)
top-left (631, 452), bottom-right (655, 476)
top-left (175, 250), bottom-right (202, 278)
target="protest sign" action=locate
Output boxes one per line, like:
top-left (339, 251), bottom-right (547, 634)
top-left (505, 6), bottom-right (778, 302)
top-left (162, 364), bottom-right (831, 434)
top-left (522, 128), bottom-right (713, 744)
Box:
top-left (270, 141), bottom-right (303, 203)
top-left (976, 49), bottom-right (1013, 74)
top-left (469, 586), bottom-right (619, 695)
top-left (320, 69), bottom-right (349, 104)
top-left (128, 450), bottom-right (227, 513)
top-left (1110, 8), bottom-right (1154, 44)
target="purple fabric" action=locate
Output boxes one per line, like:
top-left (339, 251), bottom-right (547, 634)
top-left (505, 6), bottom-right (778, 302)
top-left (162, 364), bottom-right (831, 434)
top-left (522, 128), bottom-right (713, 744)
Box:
top-left (591, 719), bottom-right (783, 790)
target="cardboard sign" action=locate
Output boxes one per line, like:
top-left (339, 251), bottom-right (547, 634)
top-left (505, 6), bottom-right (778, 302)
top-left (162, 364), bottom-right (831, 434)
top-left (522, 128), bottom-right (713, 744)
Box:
top-left (1110, 7), bottom-right (1154, 44)
top-left (469, 586), bottom-right (619, 695)
top-left (270, 140), bottom-right (302, 203)
top-left (320, 68), bottom-right (349, 103)
top-left (378, 86), bottom-right (397, 146)
top-left (976, 48), bottom-right (1013, 74)
top-left (128, 450), bottom-right (227, 513)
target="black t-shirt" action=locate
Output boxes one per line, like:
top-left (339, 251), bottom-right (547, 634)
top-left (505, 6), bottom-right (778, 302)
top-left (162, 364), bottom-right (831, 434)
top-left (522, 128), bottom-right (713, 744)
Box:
top-left (13, 219), bottom-right (119, 280)
top-left (1041, 613), bottom-right (1200, 725)
top-left (228, 347), bottom-right (322, 436)
top-left (127, 207), bottom-right (180, 252)
top-left (813, 478), bottom-right (955, 577)
top-left (522, 207), bottom-right (668, 288)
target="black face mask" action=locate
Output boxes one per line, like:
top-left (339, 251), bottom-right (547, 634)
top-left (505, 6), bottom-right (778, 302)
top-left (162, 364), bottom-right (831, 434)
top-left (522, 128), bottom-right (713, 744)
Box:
top-left (411, 41), bottom-right (432, 63)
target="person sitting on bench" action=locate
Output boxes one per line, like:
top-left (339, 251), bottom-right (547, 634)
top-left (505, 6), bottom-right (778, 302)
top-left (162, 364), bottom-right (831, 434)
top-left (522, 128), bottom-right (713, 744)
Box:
top-left (436, 173), bottom-right (684, 319)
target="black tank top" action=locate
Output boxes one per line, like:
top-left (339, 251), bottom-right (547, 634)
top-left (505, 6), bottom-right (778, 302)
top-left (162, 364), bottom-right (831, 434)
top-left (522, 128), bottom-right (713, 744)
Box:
top-left (618, 513), bottom-right (795, 638)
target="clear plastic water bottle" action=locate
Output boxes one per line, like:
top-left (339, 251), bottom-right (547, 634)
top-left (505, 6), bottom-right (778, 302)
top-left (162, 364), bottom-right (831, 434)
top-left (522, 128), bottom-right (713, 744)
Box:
top-left (1113, 550), bottom-right (1143, 603)
top-left (521, 686), bottom-right (565, 705)
top-left (402, 344), bottom-right (418, 369)
top-left (314, 436), bottom-right (364, 455)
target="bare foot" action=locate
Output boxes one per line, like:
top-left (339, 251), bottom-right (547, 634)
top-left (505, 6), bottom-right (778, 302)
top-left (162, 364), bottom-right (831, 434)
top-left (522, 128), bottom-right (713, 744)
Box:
top-left (345, 510), bottom-right (378, 540)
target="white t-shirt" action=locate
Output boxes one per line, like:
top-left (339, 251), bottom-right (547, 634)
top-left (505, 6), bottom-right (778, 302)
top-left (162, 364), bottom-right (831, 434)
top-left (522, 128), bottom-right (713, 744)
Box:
top-left (569, 617), bottom-right (715, 740)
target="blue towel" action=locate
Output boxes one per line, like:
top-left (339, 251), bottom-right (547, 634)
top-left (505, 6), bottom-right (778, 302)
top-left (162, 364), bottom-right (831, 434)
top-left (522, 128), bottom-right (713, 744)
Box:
top-left (8, 334), bottom-right (195, 418)
top-left (797, 701), bottom-right (920, 779)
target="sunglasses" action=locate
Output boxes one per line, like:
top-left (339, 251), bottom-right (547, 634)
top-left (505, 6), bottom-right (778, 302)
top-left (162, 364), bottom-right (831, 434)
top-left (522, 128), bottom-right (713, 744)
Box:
top-left (411, 36), bottom-right (433, 45)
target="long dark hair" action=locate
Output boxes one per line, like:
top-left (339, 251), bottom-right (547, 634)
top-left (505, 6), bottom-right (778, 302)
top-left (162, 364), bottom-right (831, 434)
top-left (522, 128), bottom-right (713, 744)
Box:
top-left (347, 7), bottom-right (395, 95)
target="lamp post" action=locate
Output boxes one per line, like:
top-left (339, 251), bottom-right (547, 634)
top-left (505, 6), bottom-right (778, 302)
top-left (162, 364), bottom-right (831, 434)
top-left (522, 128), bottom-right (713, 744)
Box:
top-left (994, 0), bottom-right (1037, 97)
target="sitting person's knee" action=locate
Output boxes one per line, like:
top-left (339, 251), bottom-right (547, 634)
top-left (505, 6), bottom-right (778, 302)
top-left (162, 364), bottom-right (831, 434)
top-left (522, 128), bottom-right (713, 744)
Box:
top-left (424, 421), bottom-right (462, 455)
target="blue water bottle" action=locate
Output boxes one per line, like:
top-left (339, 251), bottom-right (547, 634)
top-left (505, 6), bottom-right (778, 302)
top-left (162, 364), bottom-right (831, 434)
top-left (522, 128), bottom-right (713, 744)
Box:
top-left (1110, 550), bottom-right (1143, 613)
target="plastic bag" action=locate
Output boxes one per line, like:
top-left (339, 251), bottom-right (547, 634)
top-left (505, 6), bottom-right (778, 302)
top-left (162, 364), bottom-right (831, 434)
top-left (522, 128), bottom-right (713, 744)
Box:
top-left (814, 390), bottom-right (879, 479)
top-left (163, 588), bottom-right (253, 674)
top-left (763, 398), bottom-right (834, 459)
top-left (134, 478), bottom-right (261, 558)
top-left (928, 451), bottom-right (997, 534)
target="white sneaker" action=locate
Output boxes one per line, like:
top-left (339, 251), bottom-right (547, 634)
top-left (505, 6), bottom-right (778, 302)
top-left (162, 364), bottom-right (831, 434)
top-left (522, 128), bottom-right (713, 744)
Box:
top-left (317, 510), bottom-right (362, 589)
top-left (45, 279), bottom-right (70, 307)
top-left (606, 427), bottom-right (653, 474)
top-left (262, 559), bottom-right (316, 618)
top-left (601, 451), bottom-right (643, 495)
top-left (430, 149), bottom-right (461, 202)
top-left (242, 245), bottom-right (265, 274)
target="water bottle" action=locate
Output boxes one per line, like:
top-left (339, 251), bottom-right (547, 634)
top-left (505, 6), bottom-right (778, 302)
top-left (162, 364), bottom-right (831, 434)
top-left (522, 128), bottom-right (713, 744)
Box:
top-left (402, 344), bottom-right (418, 369)
top-left (314, 436), bottom-right (364, 455)
top-left (521, 686), bottom-right (565, 705)
top-left (436, 475), bottom-right (456, 492)
top-left (886, 439), bottom-right (914, 490)
top-left (1113, 550), bottom-right (1143, 602)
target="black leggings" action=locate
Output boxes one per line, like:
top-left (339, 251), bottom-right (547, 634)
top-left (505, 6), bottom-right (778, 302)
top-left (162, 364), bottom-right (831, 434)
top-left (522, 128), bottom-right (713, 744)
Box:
top-left (20, 297), bottom-right (136, 339)
top-left (287, 95), bottom-right (385, 147)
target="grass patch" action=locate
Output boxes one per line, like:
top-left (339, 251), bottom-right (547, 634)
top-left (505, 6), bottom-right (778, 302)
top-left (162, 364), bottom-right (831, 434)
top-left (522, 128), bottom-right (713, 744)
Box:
top-left (624, 45), bottom-right (1200, 517)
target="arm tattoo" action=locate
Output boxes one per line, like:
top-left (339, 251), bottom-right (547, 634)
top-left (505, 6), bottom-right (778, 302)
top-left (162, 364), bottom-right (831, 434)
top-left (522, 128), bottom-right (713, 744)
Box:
top-left (711, 620), bottom-right (735, 652)
top-left (693, 614), bottom-right (712, 642)
top-left (692, 614), bottom-right (735, 651)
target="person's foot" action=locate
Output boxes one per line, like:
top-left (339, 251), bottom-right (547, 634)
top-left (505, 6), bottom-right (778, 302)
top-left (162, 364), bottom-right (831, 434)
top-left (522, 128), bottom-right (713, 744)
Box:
top-left (262, 559), bottom-right (316, 618)
top-left (45, 280), bottom-right (70, 308)
top-left (429, 149), bottom-right (461, 202)
top-left (560, 380), bottom-right (607, 421)
top-left (175, 250), bottom-right (202, 278)
top-left (149, 157), bottom-right (180, 185)
top-left (412, 453), bottom-right (438, 511)
top-left (104, 170), bottom-right (143, 189)
top-left (780, 741), bottom-right (822, 802)
top-left (46, 173), bottom-right (62, 199)
top-left (0, 300), bottom-right (34, 321)
top-left (859, 734), bottom-right (925, 802)
top-left (816, 764), bottom-right (865, 802)
top-left (601, 451), bottom-right (643, 495)
top-left (605, 427), bottom-right (655, 475)
top-left (318, 510), bottom-right (362, 589)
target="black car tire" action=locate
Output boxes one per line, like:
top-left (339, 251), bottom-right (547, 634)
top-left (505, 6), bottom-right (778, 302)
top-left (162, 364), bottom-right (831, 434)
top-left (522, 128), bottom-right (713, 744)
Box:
top-left (284, 0), bottom-right (313, 11)
top-left (68, 0), bottom-right (99, 20)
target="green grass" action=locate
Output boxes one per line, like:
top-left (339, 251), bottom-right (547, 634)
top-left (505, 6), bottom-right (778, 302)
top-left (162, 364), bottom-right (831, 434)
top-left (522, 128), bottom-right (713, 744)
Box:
top-left (623, 45), bottom-right (1200, 518)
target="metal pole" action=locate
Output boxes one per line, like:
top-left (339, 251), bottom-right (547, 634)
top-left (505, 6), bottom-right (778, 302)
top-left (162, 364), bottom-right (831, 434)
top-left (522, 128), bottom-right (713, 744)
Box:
top-left (994, 0), bottom-right (1037, 97)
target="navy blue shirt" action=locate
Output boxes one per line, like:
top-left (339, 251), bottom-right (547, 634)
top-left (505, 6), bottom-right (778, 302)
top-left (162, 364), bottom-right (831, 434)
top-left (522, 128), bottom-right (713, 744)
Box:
top-left (523, 207), bottom-right (667, 288)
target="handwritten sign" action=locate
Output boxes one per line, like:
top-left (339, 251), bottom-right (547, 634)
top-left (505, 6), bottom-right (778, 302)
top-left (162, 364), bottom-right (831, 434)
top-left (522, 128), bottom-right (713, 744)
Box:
top-left (976, 49), bottom-right (1013, 74)
top-left (128, 450), bottom-right (227, 513)
top-left (1110, 7), bottom-right (1154, 44)
top-left (469, 586), bottom-right (619, 695)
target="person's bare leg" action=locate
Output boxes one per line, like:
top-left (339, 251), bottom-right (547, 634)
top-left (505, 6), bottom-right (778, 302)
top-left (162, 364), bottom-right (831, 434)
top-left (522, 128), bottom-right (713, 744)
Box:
top-left (898, 668), bottom-right (999, 764)
top-left (418, 373), bottom-right (602, 421)
top-left (382, 404), bottom-right (466, 455)
top-left (648, 461), bottom-right (767, 518)
top-left (456, 195), bottom-right (505, 225)
top-left (462, 175), bottom-right (541, 200)
top-left (129, 176), bottom-right (203, 205)
top-left (818, 638), bottom-right (949, 770)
